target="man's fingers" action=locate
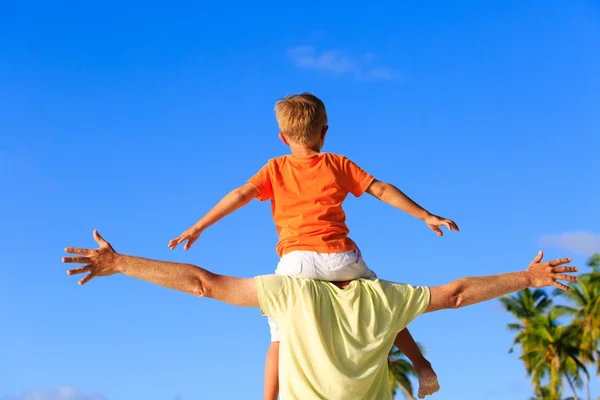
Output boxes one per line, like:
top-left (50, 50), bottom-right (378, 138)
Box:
top-left (450, 221), bottom-right (460, 232)
top-left (64, 247), bottom-right (91, 255)
top-left (67, 266), bottom-right (93, 275)
top-left (532, 250), bottom-right (544, 264)
top-left (79, 273), bottom-right (96, 285)
top-left (553, 280), bottom-right (571, 292)
top-left (548, 257), bottom-right (572, 267)
top-left (62, 256), bottom-right (91, 264)
top-left (553, 266), bottom-right (578, 273)
top-left (553, 273), bottom-right (578, 283)
top-left (93, 229), bottom-right (109, 248)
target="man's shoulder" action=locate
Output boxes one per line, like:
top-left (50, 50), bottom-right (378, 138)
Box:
top-left (357, 279), bottom-right (425, 297)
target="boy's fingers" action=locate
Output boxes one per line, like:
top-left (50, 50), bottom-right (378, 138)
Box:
top-left (185, 237), bottom-right (199, 250)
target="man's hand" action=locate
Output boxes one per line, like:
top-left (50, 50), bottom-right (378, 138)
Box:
top-left (423, 214), bottom-right (459, 236)
top-left (63, 230), bottom-right (122, 285)
top-left (168, 225), bottom-right (203, 251)
top-left (526, 251), bottom-right (578, 291)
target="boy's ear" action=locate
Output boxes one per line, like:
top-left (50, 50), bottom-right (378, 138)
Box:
top-left (321, 125), bottom-right (329, 140)
top-left (279, 132), bottom-right (290, 145)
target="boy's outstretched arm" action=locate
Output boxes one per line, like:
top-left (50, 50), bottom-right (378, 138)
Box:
top-left (366, 179), bottom-right (459, 236)
top-left (169, 183), bottom-right (259, 250)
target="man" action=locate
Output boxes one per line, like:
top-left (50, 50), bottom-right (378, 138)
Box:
top-left (64, 230), bottom-right (578, 400)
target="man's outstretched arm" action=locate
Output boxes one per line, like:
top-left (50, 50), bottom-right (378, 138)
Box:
top-left (425, 251), bottom-right (578, 313)
top-left (64, 230), bottom-right (259, 307)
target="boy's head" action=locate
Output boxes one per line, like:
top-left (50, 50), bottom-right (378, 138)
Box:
top-left (275, 93), bottom-right (328, 147)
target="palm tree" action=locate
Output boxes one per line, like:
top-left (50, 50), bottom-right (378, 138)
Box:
top-left (504, 254), bottom-right (600, 399)
top-left (388, 346), bottom-right (417, 399)
top-left (499, 288), bottom-right (553, 354)
top-left (554, 273), bottom-right (600, 400)
top-left (587, 253), bottom-right (600, 274)
top-left (518, 310), bottom-right (589, 400)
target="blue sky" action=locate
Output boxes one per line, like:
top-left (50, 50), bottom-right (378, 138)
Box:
top-left (1, 1), bottom-right (599, 399)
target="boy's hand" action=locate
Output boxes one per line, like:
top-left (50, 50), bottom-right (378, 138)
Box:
top-left (424, 214), bottom-right (459, 236)
top-left (169, 225), bottom-right (203, 251)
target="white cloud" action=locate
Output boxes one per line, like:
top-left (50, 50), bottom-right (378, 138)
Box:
top-left (538, 232), bottom-right (600, 255)
top-left (365, 66), bottom-right (396, 80)
top-left (286, 46), bottom-right (399, 81)
top-left (287, 46), bottom-right (356, 74)
top-left (1, 386), bottom-right (106, 400)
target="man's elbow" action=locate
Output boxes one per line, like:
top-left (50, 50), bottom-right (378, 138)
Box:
top-left (447, 280), bottom-right (467, 309)
top-left (191, 273), bottom-right (217, 298)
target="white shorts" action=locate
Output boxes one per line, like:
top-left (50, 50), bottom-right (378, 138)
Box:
top-left (268, 248), bottom-right (376, 342)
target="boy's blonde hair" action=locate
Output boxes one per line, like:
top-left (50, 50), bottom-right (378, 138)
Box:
top-left (274, 93), bottom-right (328, 146)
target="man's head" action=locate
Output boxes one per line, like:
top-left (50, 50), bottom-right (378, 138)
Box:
top-left (274, 93), bottom-right (328, 149)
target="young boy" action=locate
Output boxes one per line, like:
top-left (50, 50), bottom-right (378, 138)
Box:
top-left (168, 93), bottom-right (459, 399)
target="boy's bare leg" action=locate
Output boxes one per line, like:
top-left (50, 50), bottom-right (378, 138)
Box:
top-left (393, 328), bottom-right (439, 398)
top-left (264, 342), bottom-right (280, 400)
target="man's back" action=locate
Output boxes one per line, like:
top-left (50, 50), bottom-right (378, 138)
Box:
top-left (256, 275), bottom-right (430, 399)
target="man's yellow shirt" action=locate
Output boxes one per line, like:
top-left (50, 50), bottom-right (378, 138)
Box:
top-left (256, 275), bottom-right (430, 400)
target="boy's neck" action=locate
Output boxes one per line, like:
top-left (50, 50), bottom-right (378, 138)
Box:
top-left (289, 144), bottom-right (322, 158)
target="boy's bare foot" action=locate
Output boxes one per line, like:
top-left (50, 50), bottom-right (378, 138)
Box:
top-left (415, 362), bottom-right (440, 398)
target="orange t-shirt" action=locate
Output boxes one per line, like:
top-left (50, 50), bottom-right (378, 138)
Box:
top-left (248, 152), bottom-right (375, 257)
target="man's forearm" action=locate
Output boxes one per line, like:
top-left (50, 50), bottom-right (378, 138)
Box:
top-left (115, 254), bottom-right (258, 306)
top-left (452, 271), bottom-right (530, 307)
top-left (427, 271), bottom-right (531, 312)
top-left (116, 254), bottom-right (216, 296)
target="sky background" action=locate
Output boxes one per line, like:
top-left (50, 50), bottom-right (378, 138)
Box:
top-left (1, 0), bottom-right (599, 399)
